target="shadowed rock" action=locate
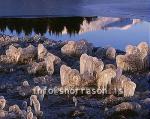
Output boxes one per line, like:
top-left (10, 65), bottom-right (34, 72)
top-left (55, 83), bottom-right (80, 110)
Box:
top-left (32, 86), bottom-right (47, 101)
top-left (105, 64), bottom-right (116, 70)
top-left (107, 102), bottom-right (141, 115)
top-left (8, 104), bottom-right (25, 118)
top-left (17, 81), bottom-right (32, 97)
top-left (27, 61), bottom-right (46, 75)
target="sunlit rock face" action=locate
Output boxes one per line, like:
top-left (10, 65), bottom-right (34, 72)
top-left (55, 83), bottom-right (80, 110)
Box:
top-left (61, 40), bottom-right (93, 56)
top-left (80, 54), bottom-right (104, 77)
top-left (116, 42), bottom-right (149, 72)
top-left (60, 65), bottom-right (82, 87)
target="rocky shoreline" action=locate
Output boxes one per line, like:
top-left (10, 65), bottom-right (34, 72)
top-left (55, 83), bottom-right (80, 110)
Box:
top-left (0, 34), bottom-right (150, 119)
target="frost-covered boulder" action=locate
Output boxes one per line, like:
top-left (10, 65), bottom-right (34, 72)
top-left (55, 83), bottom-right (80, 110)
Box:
top-left (4, 44), bottom-right (37, 64)
top-left (137, 42), bottom-right (149, 56)
top-left (97, 68), bottom-right (116, 94)
top-left (110, 74), bottom-right (136, 97)
top-left (80, 54), bottom-right (104, 77)
top-left (45, 53), bottom-right (61, 75)
top-left (106, 47), bottom-right (116, 59)
top-left (122, 79), bottom-right (136, 97)
top-left (0, 96), bottom-right (6, 110)
top-left (60, 65), bottom-right (82, 87)
top-left (17, 45), bottom-right (37, 63)
top-left (30, 95), bottom-right (43, 116)
top-left (125, 45), bottom-right (140, 55)
top-left (5, 45), bottom-right (20, 63)
top-left (38, 44), bottom-right (48, 61)
top-left (61, 40), bottom-right (93, 56)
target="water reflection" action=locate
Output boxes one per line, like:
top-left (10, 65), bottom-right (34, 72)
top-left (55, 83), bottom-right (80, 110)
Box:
top-left (0, 17), bottom-right (142, 35)
top-left (0, 17), bottom-right (95, 35)
top-left (0, 17), bottom-right (149, 49)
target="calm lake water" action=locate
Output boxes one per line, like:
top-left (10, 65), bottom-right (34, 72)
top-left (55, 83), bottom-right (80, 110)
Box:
top-left (0, 0), bottom-right (150, 50)
top-left (0, 17), bottom-right (149, 50)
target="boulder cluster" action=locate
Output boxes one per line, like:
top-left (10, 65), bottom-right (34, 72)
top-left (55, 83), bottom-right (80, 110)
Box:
top-left (0, 95), bottom-right (42, 119)
top-left (60, 53), bottom-right (136, 97)
top-left (0, 43), bottom-right (61, 76)
top-left (29, 44), bottom-right (61, 75)
top-left (0, 35), bottom-right (149, 118)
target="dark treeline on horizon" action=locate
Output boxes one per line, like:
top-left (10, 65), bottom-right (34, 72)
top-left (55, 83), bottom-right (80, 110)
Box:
top-left (0, 17), bottom-right (96, 35)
